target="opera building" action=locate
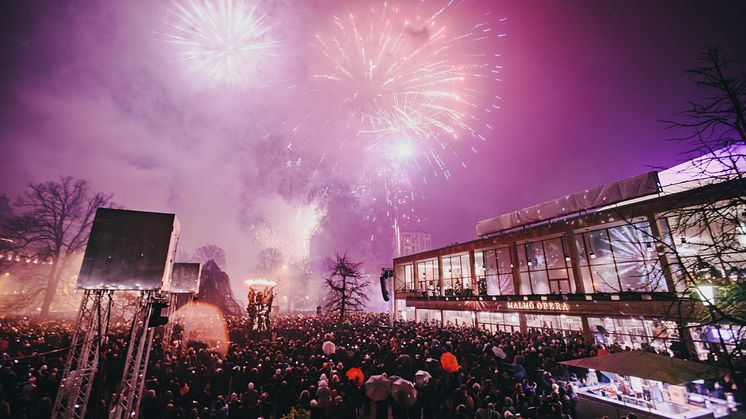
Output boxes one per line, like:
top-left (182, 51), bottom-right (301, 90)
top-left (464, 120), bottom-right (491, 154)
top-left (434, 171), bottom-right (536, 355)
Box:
top-left (392, 150), bottom-right (745, 361)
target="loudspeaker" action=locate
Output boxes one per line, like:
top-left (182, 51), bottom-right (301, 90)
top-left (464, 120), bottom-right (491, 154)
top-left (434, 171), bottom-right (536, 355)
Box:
top-left (380, 269), bottom-right (393, 301)
top-left (148, 300), bottom-right (169, 328)
top-left (170, 262), bottom-right (202, 293)
top-left (77, 208), bottom-right (180, 291)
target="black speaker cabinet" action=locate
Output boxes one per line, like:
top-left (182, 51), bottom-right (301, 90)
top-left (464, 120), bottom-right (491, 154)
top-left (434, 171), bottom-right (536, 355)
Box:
top-left (76, 208), bottom-right (180, 290)
top-left (170, 262), bottom-right (201, 293)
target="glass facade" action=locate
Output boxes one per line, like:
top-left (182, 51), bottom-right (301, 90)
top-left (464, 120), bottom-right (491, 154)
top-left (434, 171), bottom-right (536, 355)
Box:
top-left (517, 237), bottom-right (575, 295)
top-left (416, 309), bottom-right (441, 323)
top-left (443, 309), bottom-right (475, 326)
top-left (689, 323), bottom-right (746, 361)
top-left (588, 317), bottom-right (680, 352)
top-left (395, 299), bottom-right (415, 320)
top-left (477, 311), bottom-right (520, 333)
top-left (576, 222), bottom-right (668, 293)
top-left (442, 253), bottom-right (472, 295)
top-left (477, 247), bottom-right (515, 295)
top-left (525, 314), bottom-right (582, 334)
top-left (417, 259), bottom-right (439, 294)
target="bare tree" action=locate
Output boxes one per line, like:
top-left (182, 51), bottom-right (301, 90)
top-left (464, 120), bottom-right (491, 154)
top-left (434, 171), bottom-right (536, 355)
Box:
top-left (192, 244), bottom-right (227, 269)
top-left (324, 253), bottom-right (369, 324)
top-left (256, 247), bottom-right (283, 274)
top-left (2, 177), bottom-right (114, 316)
top-left (596, 47), bottom-right (746, 400)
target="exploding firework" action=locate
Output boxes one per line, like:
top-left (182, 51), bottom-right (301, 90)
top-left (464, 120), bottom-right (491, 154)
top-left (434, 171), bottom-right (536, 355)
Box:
top-left (162, 0), bottom-right (278, 86)
top-left (253, 196), bottom-right (328, 265)
top-left (310, 0), bottom-right (504, 178)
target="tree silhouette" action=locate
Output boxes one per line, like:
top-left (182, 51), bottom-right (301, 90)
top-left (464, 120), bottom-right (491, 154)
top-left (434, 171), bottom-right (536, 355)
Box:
top-left (324, 253), bottom-right (369, 324)
top-left (2, 177), bottom-right (114, 316)
top-left (604, 47), bottom-right (746, 401)
top-left (193, 243), bottom-right (227, 269)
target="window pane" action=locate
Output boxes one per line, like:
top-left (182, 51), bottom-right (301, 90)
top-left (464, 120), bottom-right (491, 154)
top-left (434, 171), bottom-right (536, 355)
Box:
top-left (475, 252), bottom-right (485, 277)
top-left (517, 245), bottom-right (528, 271)
top-left (582, 266), bottom-right (595, 293)
top-left (544, 238), bottom-right (565, 269)
top-left (530, 270), bottom-right (550, 294)
top-left (460, 255), bottom-right (472, 280)
top-left (548, 268), bottom-right (570, 280)
top-left (442, 259), bottom-right (452, 279)
top-left (550, 279), bottom-right (571, 294)
top-left (526, 242), bottom-right (545, 269)
top-left (587, 230), bottom-right (613, 265)
top-left (496, 248), bottom-right (512, 274)
top-left (645, 260), bottom-right (667, 292)
top-left (519, 272), bottom-right (531, 294)
top-left (617, 262), bottom-right (649, 292)
top-left (499, 273), bottom-right (515, 295)
top-left (589, 265), bottom-right (619, 292)
top-left (609, 225), bottom-right (647, 262)
top-left (576, 236), bottom-right (588, 265)
top-left (484, 250), bottom-right (499, 295)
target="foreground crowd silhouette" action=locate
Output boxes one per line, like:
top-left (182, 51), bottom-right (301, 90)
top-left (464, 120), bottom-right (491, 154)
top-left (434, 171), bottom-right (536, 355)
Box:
top-left (0, 313), bottom-right (739, 418)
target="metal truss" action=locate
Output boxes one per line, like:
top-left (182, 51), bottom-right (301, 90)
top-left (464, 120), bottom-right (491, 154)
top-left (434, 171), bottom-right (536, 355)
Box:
top-left (108, 291), bottom-right (158, 419)
top-left (52, 289), bottom-right (114, 419)
top-left (161, 292), bottom-right (195, 349)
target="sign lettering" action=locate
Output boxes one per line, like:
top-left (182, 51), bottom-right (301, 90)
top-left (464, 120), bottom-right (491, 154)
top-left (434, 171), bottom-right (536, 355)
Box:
top-left (506, 301), bottom-right (571, 312)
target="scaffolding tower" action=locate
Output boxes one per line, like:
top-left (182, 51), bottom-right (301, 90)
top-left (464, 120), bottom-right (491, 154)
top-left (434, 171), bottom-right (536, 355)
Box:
top-left (108, 291), bottom-right (158, 419)
top-left (52, 289), bottom-right (114, 419)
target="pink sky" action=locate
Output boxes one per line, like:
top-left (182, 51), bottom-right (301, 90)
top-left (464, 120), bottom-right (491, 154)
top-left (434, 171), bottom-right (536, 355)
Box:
top-left (1, 0), bottom-right (745, 303)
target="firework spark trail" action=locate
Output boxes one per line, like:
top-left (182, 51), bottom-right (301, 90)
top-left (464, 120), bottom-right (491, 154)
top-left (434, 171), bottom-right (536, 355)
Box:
top-left (162, 0), bottom-right (279, 86)
top-left (310, 0), bottom-right (504, 187)
top-left (254, 196), bottom-right (328, 266)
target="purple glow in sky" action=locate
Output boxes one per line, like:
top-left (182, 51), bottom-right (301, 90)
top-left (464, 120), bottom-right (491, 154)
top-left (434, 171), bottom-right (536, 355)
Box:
top-left (1, 0), bottom-right (745, 301)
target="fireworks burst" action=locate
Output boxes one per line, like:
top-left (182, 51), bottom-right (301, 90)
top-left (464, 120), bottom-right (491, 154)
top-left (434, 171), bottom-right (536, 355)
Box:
top-left (162, 0), bottom-right (278, 86)
top-left (311, 0), bottom-right (504, 179)
top-left (253, 196), bottom-right (328, 265)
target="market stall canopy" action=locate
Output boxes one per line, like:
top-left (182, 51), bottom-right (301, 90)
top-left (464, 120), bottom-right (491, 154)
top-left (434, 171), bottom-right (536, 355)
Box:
top-left (560, 351), bottom-right (727, 385)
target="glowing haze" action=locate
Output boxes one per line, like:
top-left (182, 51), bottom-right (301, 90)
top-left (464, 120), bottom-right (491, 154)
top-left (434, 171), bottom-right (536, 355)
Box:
top-left (1, 0), bottom-right (745, 308)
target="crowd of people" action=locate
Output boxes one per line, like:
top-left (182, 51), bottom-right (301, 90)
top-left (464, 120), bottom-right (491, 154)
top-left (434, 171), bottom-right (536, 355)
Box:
top-left (0, 313), bottom-right (738, 419)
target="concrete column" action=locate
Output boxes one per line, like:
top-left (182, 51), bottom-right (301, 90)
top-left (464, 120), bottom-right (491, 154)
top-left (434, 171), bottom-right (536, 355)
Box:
top-left (581, 316), bottom-right (594, 342)
top-left (519, 313), bottom-right (528, 333)
top-left (564, 230), bottom-right (586, 293)
top-left (510, 242), bottom-right (523, 294)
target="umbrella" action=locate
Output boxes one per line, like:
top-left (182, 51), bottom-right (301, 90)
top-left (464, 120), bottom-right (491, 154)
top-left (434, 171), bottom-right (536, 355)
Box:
top-left (414, 370), bottom-right (432, 388)
top-left (441, 352), bottom-right (459, 374)
top-left (391, 378), bottom-right (418, 407)
top-left (322, 341), bottom-right (336, 355)
top-left (492, 346), bottom-right (507, 359)
top-left (559, 351), bottom-right (728, 385)
top-left (364, 374), bottom-right (391, 401)
top-left (346, 368), bottom-right (365, 386)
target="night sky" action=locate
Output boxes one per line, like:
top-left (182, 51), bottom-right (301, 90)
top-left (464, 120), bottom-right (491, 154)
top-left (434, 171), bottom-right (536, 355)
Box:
top-left (1, 0), bottom-right (745, 300)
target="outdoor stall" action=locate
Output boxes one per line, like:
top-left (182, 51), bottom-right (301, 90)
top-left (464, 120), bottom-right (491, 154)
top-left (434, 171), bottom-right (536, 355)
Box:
top-left (560, 351), bottom-right (740, 419)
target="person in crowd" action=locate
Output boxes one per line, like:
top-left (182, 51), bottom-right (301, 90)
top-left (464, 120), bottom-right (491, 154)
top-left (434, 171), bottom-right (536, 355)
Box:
top-left (0, 314), bottom-right (741, 418)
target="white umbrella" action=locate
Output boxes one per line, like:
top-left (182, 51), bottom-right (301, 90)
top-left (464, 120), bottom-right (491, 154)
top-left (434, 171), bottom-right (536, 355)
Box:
top-left (492, 346), bottom-right (507, 359)
top-left (414, 370), bottom-right (432, 388)
top-left (391, 378), bottom-right (418, 407)
top-left (364, 374), bottom-right (391, 402)
top-left (322, 341), bottom-right (336, 355)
